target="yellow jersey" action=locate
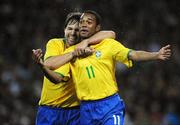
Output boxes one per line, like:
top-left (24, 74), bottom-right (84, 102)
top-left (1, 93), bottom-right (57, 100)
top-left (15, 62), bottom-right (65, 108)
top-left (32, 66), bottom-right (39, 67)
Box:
top-left (64, 38), bottom-right (132, 101)
top-left (38, 38), bottom-right (79, 107)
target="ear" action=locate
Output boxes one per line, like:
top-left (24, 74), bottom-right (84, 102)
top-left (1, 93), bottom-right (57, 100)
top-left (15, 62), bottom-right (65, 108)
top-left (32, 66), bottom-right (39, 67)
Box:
top-left (95, 25), bottom-right (101, 32)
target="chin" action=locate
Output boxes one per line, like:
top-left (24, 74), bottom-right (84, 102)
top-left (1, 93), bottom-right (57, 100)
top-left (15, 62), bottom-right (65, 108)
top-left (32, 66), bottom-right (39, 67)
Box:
top-left (80, 34), bottom-right (89, 39)
top-left (67, 41), bottom-right (75, 46)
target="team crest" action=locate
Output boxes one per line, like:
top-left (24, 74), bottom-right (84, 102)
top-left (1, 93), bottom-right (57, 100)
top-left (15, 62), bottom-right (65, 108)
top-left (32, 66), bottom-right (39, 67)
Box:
top-left (95, 51), bottom-right (101, 58)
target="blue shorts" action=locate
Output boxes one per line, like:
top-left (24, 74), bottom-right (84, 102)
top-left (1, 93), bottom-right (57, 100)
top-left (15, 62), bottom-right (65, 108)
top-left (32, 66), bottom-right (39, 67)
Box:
top-left (36, 105), bottom-right (80, 125)
top-left (80, 93), bottom-right (125, 125)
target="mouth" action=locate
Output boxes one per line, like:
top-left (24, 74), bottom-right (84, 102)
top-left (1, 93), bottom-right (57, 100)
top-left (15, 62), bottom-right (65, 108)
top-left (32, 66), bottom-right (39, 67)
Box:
top-left (69, 36), bottom-right (76, 41)
top-left (80, 29), bottom-right (89, 34)
top-left (67, 36), bottom-right (77, 45)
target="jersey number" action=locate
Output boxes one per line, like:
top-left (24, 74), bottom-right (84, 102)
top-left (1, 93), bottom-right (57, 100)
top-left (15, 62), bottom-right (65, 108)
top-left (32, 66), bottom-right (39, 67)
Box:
top-left (86, 65), bottom-right (95, 79)
top-left (113, 115), bottom-right (121, 125)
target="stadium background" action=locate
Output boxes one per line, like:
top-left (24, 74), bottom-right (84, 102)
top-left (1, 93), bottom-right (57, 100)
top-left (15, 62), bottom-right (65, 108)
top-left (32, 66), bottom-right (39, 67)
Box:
top-left (0, 0), bottom-right (180, 124)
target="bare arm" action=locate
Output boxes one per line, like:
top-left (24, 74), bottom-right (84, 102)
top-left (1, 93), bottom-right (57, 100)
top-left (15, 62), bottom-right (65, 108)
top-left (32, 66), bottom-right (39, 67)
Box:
top-left (75, 30), bottom-right (116, 55)
top-left (32, 49), bottom-right (68, 84)
top-left (44, 52), bottom-right (76, 70)
top-left (40, 65), bottom-right (69, 84)
top-left (85, 30), bottom-right (116, 45)
top-left (44, 31), bottom-right (115, 67)
top-left (129, 45), bottom-right (171, 61)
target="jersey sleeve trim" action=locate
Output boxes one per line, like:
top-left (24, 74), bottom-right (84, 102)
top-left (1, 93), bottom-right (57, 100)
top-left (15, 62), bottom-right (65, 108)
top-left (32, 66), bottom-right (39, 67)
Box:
top-left (54, 72), bottom-right (70, 82)
top-left (125, 49), bottom-right (133, 68)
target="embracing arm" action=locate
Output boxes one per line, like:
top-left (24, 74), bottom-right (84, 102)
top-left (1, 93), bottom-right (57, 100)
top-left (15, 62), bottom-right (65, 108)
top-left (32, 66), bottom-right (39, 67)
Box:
top-left (129, 45), bottom-right (171, 61)
top-left (85, 30), bottom-right (116, 45)
top-left (40, 64), bottom-right (68, 84)
top-left (44, 52), bottom-right (76, 70)
top-left (75, 30), bottom-right (115, 55)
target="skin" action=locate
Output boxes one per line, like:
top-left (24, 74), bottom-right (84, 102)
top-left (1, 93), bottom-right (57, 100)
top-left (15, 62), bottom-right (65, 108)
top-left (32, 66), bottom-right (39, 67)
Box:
top-left (32, 15), bottom-right (116, 82)
top-left (33, 18), bottom-right (115, 70)
top-left (79, 13), bottom-right (100, 40)
top-left (32, 12), bottom-right (171, 84)
top-left (79, 12), bottom-right (171, 61)
top-left (64, 21), bottom-right (80, 47)
top-left (32, 21), bottom-right (81, 69)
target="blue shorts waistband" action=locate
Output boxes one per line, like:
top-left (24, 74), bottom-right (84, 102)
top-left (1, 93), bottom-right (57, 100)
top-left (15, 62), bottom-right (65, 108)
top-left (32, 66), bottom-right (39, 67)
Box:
top-left (39, 105), bottom-right (80, 110)
top-left (81, 93), bottom-right (121, 103)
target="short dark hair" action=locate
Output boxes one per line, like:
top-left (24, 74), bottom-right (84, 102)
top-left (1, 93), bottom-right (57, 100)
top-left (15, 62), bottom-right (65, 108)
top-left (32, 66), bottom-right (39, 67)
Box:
top-left (83, 10), bottom-right (102, 25)
top-left (64, 12), bottom-right (82, 29)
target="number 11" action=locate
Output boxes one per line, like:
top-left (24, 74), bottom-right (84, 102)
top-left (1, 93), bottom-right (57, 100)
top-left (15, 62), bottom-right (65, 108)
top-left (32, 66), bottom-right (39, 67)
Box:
top-left (86, 65), bottom-right (95, 79)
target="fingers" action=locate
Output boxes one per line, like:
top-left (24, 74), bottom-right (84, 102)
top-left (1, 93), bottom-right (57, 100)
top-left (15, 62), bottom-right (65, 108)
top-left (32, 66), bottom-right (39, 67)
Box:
top-left (163, 45), bottom-right (171, 54)
top-left (32, 49), bottom-right (42, 55)
top-left (163, 45), bottom-right (171, 52)
top-left (161, 56), bottom-right (170, 61)
top-left (84, 47), bottom-right (94, 54)
top-left (74, 47), bottom-right (94, 57)
top-left (160, 52), bottom-right (171, 60)
top-left (163, 44), bottom-right (171, 49)
top-left (32, 49), bottom-right (43, 63)
top-left (74, 49), bottom-right (84, 56)
top-left (73, 49), bottom-right (81, 57)
top-left (75, 40), bottom-right (89, 56)
top-left (159, 44), bottom-right (172, 60)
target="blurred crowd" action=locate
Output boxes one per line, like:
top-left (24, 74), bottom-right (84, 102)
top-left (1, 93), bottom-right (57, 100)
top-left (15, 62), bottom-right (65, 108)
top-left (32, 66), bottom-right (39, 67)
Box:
top-left (0, 0), bottom-right (180, 124)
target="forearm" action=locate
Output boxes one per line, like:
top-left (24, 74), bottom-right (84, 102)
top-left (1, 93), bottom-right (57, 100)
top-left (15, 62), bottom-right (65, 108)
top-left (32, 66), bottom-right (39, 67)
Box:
top-left (44, 52), bottom-right (75, 70)
top-left (40, 65), bottom-right (64, 84)
top-left (86, 30), bottom-right (116, 45)
top-left (129, 50), bottom-right (159, 61)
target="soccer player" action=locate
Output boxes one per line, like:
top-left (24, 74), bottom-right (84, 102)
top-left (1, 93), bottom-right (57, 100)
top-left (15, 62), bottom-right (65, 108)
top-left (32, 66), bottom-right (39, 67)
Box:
top-left (32, 12), bottom-right (116, 125)
top-left (38, 10), bottom-right (171, 125)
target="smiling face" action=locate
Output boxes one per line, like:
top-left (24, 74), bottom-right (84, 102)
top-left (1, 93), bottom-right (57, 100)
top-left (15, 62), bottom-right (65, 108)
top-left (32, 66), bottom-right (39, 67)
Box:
top-left (64, 19), bottom-right (80, 47)
top-left (79, 13), bottom-right (100, 39)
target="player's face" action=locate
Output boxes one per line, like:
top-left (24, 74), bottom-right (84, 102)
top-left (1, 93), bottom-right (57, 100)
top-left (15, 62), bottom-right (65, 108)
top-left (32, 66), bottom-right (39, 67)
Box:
top-left (79, 13), bottom-right (100, 39)
top-left (64, 20), bottom-right (79, 46)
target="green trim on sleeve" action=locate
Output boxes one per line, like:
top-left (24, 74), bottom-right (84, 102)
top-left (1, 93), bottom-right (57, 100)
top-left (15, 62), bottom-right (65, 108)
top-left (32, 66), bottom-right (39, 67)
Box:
top-left (127, 49), bottom-right (133, 59)
top-left (55, 72), bottom-right (64, 77)
top-left (54, 72), bottom-right (70, 82)
top-left (127, 49), bottom-right (133, 68)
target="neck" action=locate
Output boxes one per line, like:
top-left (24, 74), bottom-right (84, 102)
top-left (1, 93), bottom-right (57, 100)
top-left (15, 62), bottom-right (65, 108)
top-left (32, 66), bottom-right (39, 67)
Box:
top-left (63, 38), bottom-right (70, 49)
top-left (65, 44), bottom-right (70, 48)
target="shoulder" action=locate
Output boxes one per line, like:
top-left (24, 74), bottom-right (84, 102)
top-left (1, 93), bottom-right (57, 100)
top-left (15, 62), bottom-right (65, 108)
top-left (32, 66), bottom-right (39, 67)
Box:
top-left (101, 38), bottom-right (122, 45)
top-left (47, 38), bottom-right (64, 44)
top-left (65, 45), bottom-right (75, 52)
top-left (46, 38), bottom-right (65, 46)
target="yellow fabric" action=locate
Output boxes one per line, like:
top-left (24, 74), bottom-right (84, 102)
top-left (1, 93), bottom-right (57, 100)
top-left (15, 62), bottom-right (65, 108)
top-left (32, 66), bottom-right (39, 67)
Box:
top-left (39, 38), bottom-right (79, 107)
top-left (44, 38), bottom-right (65, 60)
top-left (65, 38), bottom-right (132, 100)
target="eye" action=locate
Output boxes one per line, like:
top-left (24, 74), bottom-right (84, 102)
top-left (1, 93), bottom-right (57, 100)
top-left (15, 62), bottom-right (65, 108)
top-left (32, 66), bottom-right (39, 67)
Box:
top-left (67, 27), bottom-right (72, 30)
top-left (87, 21), bottom-right (92, 25)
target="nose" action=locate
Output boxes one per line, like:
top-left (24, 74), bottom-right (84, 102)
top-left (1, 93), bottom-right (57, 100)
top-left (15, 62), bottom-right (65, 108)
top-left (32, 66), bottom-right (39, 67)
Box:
top-left (80, 21), bottom-right (87, 29)
top-left (71, 29), bottom-right (76, 35)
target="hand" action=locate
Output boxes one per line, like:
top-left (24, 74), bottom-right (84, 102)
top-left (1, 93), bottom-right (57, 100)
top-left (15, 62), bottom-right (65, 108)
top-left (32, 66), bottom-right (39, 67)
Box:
top-left (73, 47), bottom-right (94, 57)
top-left (158, 45), bottom-right (171, 60)
top-left (84, 47), bottom-right (94, 56)
top-left (32, 49), bottom-right (44, 65)
top-left (75, 39), bottom-right (89, 56)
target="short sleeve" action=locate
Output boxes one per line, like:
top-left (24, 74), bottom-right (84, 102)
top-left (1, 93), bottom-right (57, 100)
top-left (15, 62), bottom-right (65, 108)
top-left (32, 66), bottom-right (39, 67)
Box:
top-left (44, 38), bottom-right (65, 60)
top-left (110, 39), bottom-right (133, 68)
top-left (63, 45), bottom-right (75, 54)
top-left (54, 63), bottom-right (71, 78)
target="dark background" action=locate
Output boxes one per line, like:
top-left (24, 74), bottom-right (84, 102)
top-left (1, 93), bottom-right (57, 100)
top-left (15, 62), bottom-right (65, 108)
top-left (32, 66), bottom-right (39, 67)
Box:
top-left (0, 0), bottom-right (180, 124)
